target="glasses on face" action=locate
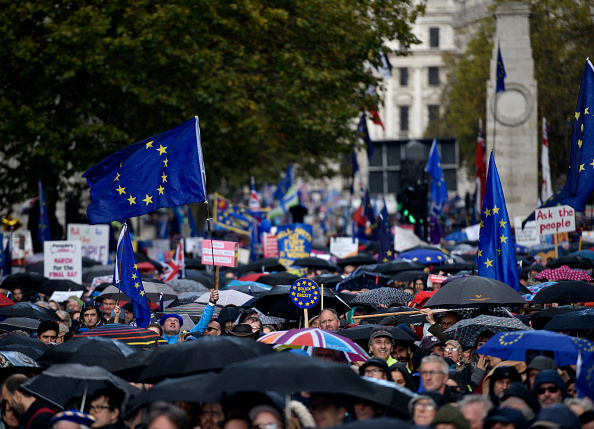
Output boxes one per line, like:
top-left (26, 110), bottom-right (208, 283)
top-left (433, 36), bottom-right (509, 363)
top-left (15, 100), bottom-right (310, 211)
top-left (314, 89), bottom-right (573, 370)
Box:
top-left (440, 322), bottom-right (455, 328)
top-left (206, 327), bottom-right (219, 332)
top-left (420, 370), bottom-right (444, 377)
top-left (364, 368), bottom-right (385, 376)
top-left (414, 402), bottom-right (436, 410)
top-left (444, 347), bottom-right (459, 352)
top-left (89, 404), bottom-right (112, 413)
top-left (253, 425), bottom-right (282, 429)
top-left (535, 386), bottom-right (560, 395)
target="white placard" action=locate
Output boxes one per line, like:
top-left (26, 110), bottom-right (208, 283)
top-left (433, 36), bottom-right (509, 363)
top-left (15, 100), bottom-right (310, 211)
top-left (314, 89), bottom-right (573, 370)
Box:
top-left (44, 241), bottom-right (83, 284)
top-left (514, 217), bottom-right (540, 247)
top-left (49, 290), bottom-right (83, 302)
top-left (238, 248), bottom-right (251, 265)
top-left (463, 224), bottom-right (481, 242)
top-left (6, 230), bottom-right (34, 260)
top-left (67, 224), bottom-right (110, 265)
top-left (330, 237), bottom-right (359, 258)
top-left (582, 231), bottom-right (594, 242)
top-left (394, 226), bottom-right (422, 252)
top-left (185, 237), bottom-right (203, 254)
top-left (535, 205), bottom-right (576, 235)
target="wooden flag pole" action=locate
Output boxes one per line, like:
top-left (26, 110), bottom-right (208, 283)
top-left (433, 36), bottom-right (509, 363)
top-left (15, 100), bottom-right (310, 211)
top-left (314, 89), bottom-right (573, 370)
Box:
top-left (321, 284), bottom-right (324, 310)
top-left (215, 265), bottom-right (219, 290)
top-left (554, 233), bottom-right (559, 259)
top-left (352, 308), bottom-right (460, 320)
top-left (304, 308), bottom-right (309, 328)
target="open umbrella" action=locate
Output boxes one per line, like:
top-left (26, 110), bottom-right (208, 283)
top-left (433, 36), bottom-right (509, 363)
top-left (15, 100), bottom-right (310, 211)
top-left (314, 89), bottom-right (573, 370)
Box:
top-left (141, 281), bottom-right (177, 302)
top-left (535, 265), bottom-right (593, 282)
top-left (476, 330), bottom-right (594, 366)
top-left (543, 308), bottom-right (594, 332)
top-left (38, 279), bottom-right (86, 296)
top-left (97, 285), bottom-right (131, 302)
top-left (390, 270), bottom-right (428, 284)
top-left (0, 294), bottom-right (15, 307)
top-left (22, 364), bottom-right (139, 410)
top-left (424, 276), bottom-right (527, 308)
top-left (82, 265), bottom-right (115, 283)
top-left (530, 306), bottom-right (585, 330)
top-left (223, 280), bottom-right (271, 295)
top-left (0, 334), bottom-right (49, 353)
top-left (166, 278), bottom-right (210, 294)
top-left (250, 285), bottom-right (351, 320)
top-left (312, 274), bottom-right (345, 289)
top-left (362, 306), bottom-right (426, 325)
top-left (0, 351), bottom-right (41, 369)
top-left (522, 281), bottom-right (556, 302)
top-left (334, 417), bottom-right (414, 429)
top-left (0, 302), bottom-right (62, 321)
top-left (358, 260), bottom-right (425, 275)
top-left (338, 272), bottom-right (392, 292)
top-left (336, 255), bottom-right (377, 268)
top-left (0, 317), bottom-right (40, 334)
top-left (546, 255), bottom-right (594, 270)
top-left (258, 328), bottom-right (370, 362)
top-left (444, 315), bottom-right (532, 348)
top-left (195, 290), bottom-right (253, 307)
top-left (136, 336), bottom-right (275, 383)
top-left (1, 272), bottom-right (48, 292)
top-left (238, 258), bottom-right (286, 274)
top-left (337, 325), bottom-right (415, 343)
top-left (351, 288), bottom-right (414, 307)
top-left (162, 302), bottom-right (223, 318)
top-left (257, 272), bottom-right (299, 287)
top-left (184, 271), bottom-right (216, 289)
top-left (72, 324), bottom-right (167, 348)
top-left (291, 257), bottom-right (339, 271)
top-left (397, 249), bottom-right (448, 264)
top-left (532, 281), bottom-right (594, 305)
top-left (439, 261), bottom-right (478, 274)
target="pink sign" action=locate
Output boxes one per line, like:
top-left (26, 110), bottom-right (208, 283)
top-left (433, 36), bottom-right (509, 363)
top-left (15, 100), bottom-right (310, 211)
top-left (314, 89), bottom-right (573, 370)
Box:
top-left (201, 240), bottom-right (239, 267)
top-left (262, 233), bottom-right (278, 258)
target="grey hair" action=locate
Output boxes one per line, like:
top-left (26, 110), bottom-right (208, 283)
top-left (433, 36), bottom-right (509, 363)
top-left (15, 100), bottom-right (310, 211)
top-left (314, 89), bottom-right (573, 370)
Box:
top-left (408, 395), bottom-right (438, 416)
top-left (458, 395), bottom-right (493, 419)
top-left (564, 397), bottom-right (593, 412)
top-left (56, 310), bottom-right (71, 328)
top-left (320, 308), bottom-right (339, 320)
top-left (500, 397), bottom-right (534, 421)
top-left (420, 355), bottom-right (448, 375)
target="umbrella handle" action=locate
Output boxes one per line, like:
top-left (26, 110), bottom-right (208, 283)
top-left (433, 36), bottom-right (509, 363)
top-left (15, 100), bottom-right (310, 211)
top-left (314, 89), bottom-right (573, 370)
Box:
top-left (80, 381), bottom-right (89, 411)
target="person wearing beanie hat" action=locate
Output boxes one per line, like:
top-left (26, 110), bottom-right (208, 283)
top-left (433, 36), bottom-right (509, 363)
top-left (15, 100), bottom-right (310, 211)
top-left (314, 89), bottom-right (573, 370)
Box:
top-left (483, 407), bottom-right (527, 429)
top-left (359, 357), bottom-right (393, 381)
top-left (431, 404), bottom-right (470, 429)
top-left (531, 403), bottom-right (581, 429)
top-left (160, 289), bottom-right (219, 344)
top-left (248, 405), bottom-right (284, 429)
top-left (532, 369), bottom-right (565, 409)
top-left (51, 409), bottom-right (96, 429)
top-left (525, 356), bottom-right (557, 390)
top-left (420, 335), bottom-right (446, 358)
top-left (217, 306), bottom-right (240, 335)
top-left (501, 382), bottom-right (540, 417)
top-left (488, 366), bottom-right (522, 406)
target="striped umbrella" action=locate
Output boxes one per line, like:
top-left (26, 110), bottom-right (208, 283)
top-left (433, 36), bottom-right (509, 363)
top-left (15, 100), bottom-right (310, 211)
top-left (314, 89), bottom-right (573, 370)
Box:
top-left (258, 327), bottom-right (369, 362)
top-left (72, 324), bottom-right (167, 348)
top-left (522, 281), bottom-right (557, 302)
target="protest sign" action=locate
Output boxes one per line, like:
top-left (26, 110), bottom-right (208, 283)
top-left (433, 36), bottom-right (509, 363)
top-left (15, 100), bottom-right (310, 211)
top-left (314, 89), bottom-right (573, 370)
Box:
top-left (44, 241), bottom-right (82, 284)
top-left (67, 224), bottom-right (110, 265)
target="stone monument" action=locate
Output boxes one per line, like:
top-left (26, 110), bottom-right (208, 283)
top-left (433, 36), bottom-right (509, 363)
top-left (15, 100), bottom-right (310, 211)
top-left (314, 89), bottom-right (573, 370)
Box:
top-left (486, 2), bottom-right (537, 224)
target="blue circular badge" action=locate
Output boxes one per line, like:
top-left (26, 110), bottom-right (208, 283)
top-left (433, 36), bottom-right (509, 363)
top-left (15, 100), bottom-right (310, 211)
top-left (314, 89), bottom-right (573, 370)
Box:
top-left (290, 278), bottom-right (320, 309)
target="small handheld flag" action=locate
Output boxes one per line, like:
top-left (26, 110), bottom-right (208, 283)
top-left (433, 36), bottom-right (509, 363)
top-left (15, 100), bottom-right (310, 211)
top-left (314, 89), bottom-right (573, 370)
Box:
top-left (38, 180), bottom-right (51, 243)
top-left (496, 46), bottom-right (506, 93)
top-left (425, 139), bottom-right (448, 214)
top-left (160, 240), bottom-right (185, 282)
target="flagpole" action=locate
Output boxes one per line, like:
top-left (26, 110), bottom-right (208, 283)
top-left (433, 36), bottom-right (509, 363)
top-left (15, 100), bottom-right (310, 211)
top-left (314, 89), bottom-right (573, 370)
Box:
top-left (116, 223), bottom-right (126, 306)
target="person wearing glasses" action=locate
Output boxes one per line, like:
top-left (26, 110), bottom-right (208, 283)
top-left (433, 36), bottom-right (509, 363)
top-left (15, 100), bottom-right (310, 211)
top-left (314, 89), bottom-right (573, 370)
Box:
top-left (532, 370), bottom-right (566, 409)
top-left (204, 321), bottom-right (221, 337)
top-left (419, 355), bottom-right (449, 395)
top-left (358, 358), bottom-right (393, 381)
top-left (87, 388), bottom-right (125, 429)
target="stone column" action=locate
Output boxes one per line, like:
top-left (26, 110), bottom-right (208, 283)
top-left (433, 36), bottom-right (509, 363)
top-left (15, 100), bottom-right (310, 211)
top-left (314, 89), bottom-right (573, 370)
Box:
top-left (486, 2), bottom-right (537, 225)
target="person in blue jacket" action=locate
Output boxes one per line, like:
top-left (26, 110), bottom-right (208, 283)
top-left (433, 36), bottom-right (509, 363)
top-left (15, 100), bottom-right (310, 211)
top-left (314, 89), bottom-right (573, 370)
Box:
top-left (161, 289), bottom-right (219, 344)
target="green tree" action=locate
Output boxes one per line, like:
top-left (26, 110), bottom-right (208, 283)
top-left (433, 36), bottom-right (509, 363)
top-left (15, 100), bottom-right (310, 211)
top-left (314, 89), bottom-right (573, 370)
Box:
top-left (0, 0), bottom-right (424, 215)
top-left (431, 0), bottom-right (594, 186)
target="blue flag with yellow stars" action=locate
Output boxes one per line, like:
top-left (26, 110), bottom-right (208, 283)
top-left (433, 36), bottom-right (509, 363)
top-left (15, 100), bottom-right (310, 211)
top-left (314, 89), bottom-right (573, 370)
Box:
top-left (83, 117), bottom-right (207, 225)
top-left (214, 193), bottom-right (254, 235)
top-left (378, 214), bottom-right (393, 263)
top-left (478, 152), bottom-right (520, 291)
top-left (113, 224), bottom-right (151, 328)
top-left (38, 180), bottom-right (51, 243)
top-left (496, 46), bottom-right (506, 93)
top-left (424, 139), bottom-right (448, 214)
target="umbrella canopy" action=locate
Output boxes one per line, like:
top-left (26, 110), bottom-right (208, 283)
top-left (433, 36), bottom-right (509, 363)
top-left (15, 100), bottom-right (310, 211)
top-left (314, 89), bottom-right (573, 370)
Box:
top-left (184, 271), bottom-right (216, 289)
top-left (0, 351), bottom-right (41, 369)
top-left (137, 336), bottom-right (275, 383)
top-left (532, 281), bottom-right (594, 305)
top-left (351, 288), bottom-right (414, 307)
top-left (444, 315), bottom-right (532, 348)
top-left (258, 328), bottom-right (369, 362)
top-left (167, 278), bottom-right (210, 294)
top-left (334, 417), bottom-right (414, 429)
top-left (184, 258), bottom-right (207, 270)
top-left (362, 306), bottom-right (426, 325)
top-left (337, 325), bottom-right (415, 342)
top-left (390, 270), bottom-right (428, 284)
top-left (196, 290), bottom-right (253, 307)
top-left (0, 294), bottom-right (15, 307)
top-left (256, 272), bottom-right (300, 287)
top-left (397, 249), bottom-right (448, 264)
top-left (72, 324), bottom-right (167, 348)
top-left (424, 276), bottom-right (527, 308)
top-left (291, 257), bottom-right (339, 271)
top-left (222, 280), bottom-right (271, 295)
top-left (98, 285), bottom-right (131, 302)
top-left (535, 265), bottom-right (593, 282)
top-left (522, 281), bottom-right (556, 302)
top-left (338, 271), bottom-right (392, 292)
top-left (546, 255), bottom-right (594, 270)
top-left (476, 330), bottom-right (594, 366)
top-left (0, 333), bottom-right (49, 352)
top-left (312, 274), bottom-right (345, 289)
top-left (141, 281), bottom-right (178, 302)
top-left (530, 306), bottom-right (585, 330)
top-left (336, 255), bottom-right (377, 268)
top-left (544, 308), bottom-right (594, 331)
top-left (162, 302), bottom-right (223, 317)
top-left (38, 279), bottom-right (86, 296)
top-left (0, 317), bottom-right (40, 333)
top-left (238, 258), bottom-right (286, 274)
top-left (82, 265), bottom-right (115, 283)
top-left (22, 363), bottom-right (139, 410)
top-left (358, 260), bottom-right (425, 275)
top-left (0, 302), bottom-right (62, 321)
top-left (37, 337), bottom-right (145, 373)
top-left (1, 272), bottom-right (48, 292)
top-left (237, 273), bottom-right (267, 282)
top-left (439, 261), bottom-right (478, 274)
top-left (250, 285), bottom-right (351, 320)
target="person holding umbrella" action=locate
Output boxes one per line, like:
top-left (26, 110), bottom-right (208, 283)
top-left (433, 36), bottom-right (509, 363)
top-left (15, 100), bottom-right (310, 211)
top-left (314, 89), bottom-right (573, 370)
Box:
top-left (1, 374), bottom-right (58, 429)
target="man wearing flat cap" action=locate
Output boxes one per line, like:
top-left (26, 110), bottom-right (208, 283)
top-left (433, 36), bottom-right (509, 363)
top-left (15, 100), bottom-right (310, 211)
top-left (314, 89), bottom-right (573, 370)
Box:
top-left (51, 409), bottom-right (96, 429)
top-left (161, 289), bottom-right (219, 344)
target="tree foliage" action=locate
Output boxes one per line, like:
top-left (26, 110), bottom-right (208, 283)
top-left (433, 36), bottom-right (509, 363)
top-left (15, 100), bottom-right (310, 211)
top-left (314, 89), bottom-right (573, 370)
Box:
top-left (432, 0), bottom-right (594, 186)
top-left (0, 0), bottom-right (423, 212)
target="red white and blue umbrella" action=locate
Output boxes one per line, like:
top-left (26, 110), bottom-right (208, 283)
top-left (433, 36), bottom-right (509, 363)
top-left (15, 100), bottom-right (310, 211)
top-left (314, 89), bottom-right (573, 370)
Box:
top-left (258, 328), bottom-right (369, 362)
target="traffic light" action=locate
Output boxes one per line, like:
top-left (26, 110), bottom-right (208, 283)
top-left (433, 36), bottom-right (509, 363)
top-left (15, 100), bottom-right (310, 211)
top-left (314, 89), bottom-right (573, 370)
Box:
top-left (400, 187), bottom-right (418, 224)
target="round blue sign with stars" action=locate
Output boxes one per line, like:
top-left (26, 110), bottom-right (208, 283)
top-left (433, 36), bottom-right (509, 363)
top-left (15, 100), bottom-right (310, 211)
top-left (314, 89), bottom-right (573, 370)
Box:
top-left (290, 278), bottom-right (320, 309)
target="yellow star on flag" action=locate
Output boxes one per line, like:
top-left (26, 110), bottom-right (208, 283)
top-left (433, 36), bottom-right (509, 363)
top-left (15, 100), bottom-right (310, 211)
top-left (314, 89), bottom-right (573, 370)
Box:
top-left (580, 164), bottom-right (585, 172)
top-left (134, 282), bottom-right (140, 289)
top-left (114, 173), bottom-right (120, 181)
top-left (116, 185), bottom-right (126, 195)
top-left (163, 158), bottom-right (169, 167)
top-left (157, 145), bottom-right (167, 155)
top-left (485, 258), bottom-right (493, 268)
top-left (143, 195), bottom-right (153, 205)
top-left (492, 205), bottom-right (500, 215)
top-left (484, 207), bottom-right (491, 217)
top-left (140, 290), bottom-right (145, 296)
top-left (161, 173), bottom-right (167, 183)
top-left (478, 249), bottom-right (483, 258)
top-left (146, 141), bottom-right (154, 149)
top-left (499, 219), bottom-right (507, 228)
top-left (131, 273), bottom-right (137, 280)
top-left (157, 186), bottom-right (165, 195)
top-left (500, 234), bottom-right (508, 244)
top-left (127, 195), bottom-right (136, 205)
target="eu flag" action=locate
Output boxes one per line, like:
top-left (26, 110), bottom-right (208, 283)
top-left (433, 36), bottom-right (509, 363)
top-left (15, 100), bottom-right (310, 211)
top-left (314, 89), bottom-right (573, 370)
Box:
top-left (2, 236), bottom-right (10, 276)
top-left (378, 214), bottom-right (393, 263)
top-left (478, 153), bottom-right (520, 291)
top-left (357, 114), bottom-right (374, 160)
top-left (424, 139), bottom-right (448, 214)
top-left (214, 193), bottom-right (254, 235)
top-left (496, 46), bottom-right (506, 93)
top-left (83, 117), bottom-right (207, 225)
top-left (38, 180), bottom-right (51, 243)
top-left (273, 165), bottom-right (294, 201)
top-left (363, 189), bottom-right (379, 240)
top-left (113, 224), bottom-right (151, 328)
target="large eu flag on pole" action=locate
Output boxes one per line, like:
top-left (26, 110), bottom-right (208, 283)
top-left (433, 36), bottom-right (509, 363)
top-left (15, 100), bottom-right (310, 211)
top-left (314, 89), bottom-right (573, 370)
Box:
top-left (83, 117), bottom-right (207, 225)
top-left (113, 224), bottom-right (151, 328)
top-left (38, 180), bottom-right (51, 243)
top-left (478, 152), bottom-right (520, 291)
top-left (496, 46), bottom-right (506, 93)
top-left (425, 139), bottom-right (448, 214)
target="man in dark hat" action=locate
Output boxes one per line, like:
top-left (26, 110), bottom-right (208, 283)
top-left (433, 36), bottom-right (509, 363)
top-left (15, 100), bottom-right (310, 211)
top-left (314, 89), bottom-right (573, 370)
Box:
top-left (217, 306), bottom-right (240, 335)
top-left (227, 323), bottom-right (258, 340)
top-left (488, 366), bottom-right (521, 406)
top-left (420, 335), bottom-right (446, 358)
top-left (525, 356), bottom-right (557, 390)
top-left (483, 407), bottom-right (527, 429)
top-left (51, 409), bottom-right (96, 429)
top-left (359, 358), bottom-right (393, 381)
top-left (532, 370), bottom-right (566, 409)
top-left (368, 327), bottom-right (397, 365)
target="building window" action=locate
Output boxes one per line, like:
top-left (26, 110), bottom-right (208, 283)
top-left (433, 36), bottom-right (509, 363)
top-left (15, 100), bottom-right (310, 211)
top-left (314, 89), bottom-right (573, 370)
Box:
top-left (400, 68), bottom-right (408, 86)
top-left (400, 106), bottom-right (409, 132)
top-left (428, 105), bottom-right (440, 123)
top-left (428, 67), bottom-right (439, 86)
top-left (429, 27), bottom-right (440, 48)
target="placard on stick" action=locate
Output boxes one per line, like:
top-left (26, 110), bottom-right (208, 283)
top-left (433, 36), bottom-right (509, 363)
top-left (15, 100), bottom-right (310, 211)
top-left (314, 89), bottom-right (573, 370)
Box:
top-left (201, 240), bottom-right (239, 268)
top-left (290, 278), bottom-right (320, 328)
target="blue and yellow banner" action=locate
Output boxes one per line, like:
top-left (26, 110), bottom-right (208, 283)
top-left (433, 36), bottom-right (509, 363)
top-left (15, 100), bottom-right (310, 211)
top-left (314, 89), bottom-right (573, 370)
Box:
top-left (277, 223), bottom-right (312, 273)
top-left (214, 193), bottom-right (254, 235)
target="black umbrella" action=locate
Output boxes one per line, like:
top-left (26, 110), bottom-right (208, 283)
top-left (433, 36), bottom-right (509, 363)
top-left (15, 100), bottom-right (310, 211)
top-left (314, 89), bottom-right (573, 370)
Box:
top-left (184, 270), bottom-right (215, 289)
top-left (337, 324), bottom-right (415, 342)
top-left (351, 288), bottom-right (413, 306)
top-left (336, 293), bottom-right (377, 315)
top-left (360, 306), bottom-right (426, 325)
top-left (0, 333), bottom-right (49, 351)
top-left (0, 345), bottom-right (46, 360)
top-left (439, 261), bottom-right (478, 274)
top-left (424, 276), bottom-right (527, 308)
top-left (26, 261), bottom-right (45, 274)
top-left (0, 302), bottom-right (62, 321)
top-left (137, 336), bottom-right (275, 383)
top-left (338, 271), bottom-right (392, 292)
top-left (38, 279), bottom-right (86, 296)
top-left (184, 258), bottom-right (207, 270)
top-left (1, 272), bottom-right (48, 292)
top-left (543, 308), bottom-right (594, 332)
top-left (22, 364), bottom-right (139, 410)
top-left (291, 257), bottom-right (339, 271)
top-left (82, 265), bottom-right (114, 283)
top-left (37, 337), bottom-right (147, 373)
top-left (546, 255), bottom-right (594, 270)
top-left (250, 285), bottom-right (351, 320)
top-left (238, 258), bottom-right (286, 274)
top-left (334, 417), bottom-right (414, 429)
top-left (312, 274), bottom-right (344, 289)
top-left (359, 260), bottom-right (425, 275)
top-left (390, 270), bottom-right (428, 283)
top-left (257, 272), bottom-right (299, 287)
top-left (167, 278), bottom-right (210, 294)
top-left (0, 317), bottom-right (40, 333)
top-left (532, 281), bottom-right (594, 305)
top-left (530, 305), bottom-right (584, 330)
top-left (336, 255), bottom-right (377, 268)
